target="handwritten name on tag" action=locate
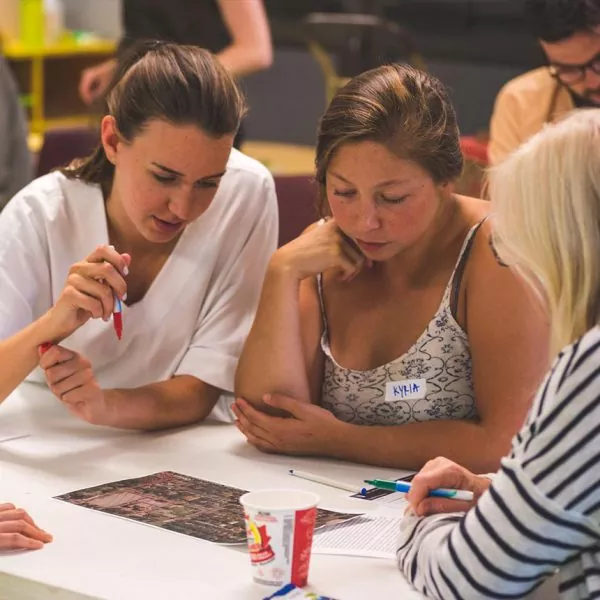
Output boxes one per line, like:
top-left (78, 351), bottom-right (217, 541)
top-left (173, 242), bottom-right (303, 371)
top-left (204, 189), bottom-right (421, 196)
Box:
top-left (385, 379), bottom-right (427, 402)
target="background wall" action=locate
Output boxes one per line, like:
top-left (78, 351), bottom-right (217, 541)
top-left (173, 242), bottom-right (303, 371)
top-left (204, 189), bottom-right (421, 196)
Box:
top-left (59, 0), bottom-right (528, 144)
top-left (61, 0), bottom-right (121, 38)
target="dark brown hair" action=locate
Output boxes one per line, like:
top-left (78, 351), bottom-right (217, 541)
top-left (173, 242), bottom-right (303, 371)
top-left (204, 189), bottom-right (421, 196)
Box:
top-left (64, 41), bottom-right (247, 192)
top-left (315, 64), bottom-right (463, 215)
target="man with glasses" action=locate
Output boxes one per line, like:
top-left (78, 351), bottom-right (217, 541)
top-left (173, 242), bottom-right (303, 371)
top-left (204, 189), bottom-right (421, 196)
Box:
top-left (489, 0), bottom-right (600, 165)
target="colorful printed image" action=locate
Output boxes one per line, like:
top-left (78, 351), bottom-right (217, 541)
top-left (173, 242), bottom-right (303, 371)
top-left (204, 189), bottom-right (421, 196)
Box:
top-left (55, 471), bottom-right (356, 545)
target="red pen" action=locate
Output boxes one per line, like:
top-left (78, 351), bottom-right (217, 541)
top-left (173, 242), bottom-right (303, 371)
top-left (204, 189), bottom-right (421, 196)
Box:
top-left (113, 295), bottom-right (123, 340)
top-left (39, 342), bottom-right (53, 354)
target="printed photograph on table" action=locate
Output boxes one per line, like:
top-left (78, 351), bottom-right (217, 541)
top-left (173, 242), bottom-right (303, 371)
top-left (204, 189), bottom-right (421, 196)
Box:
top-left (55, 471), bottom-right (356, 544)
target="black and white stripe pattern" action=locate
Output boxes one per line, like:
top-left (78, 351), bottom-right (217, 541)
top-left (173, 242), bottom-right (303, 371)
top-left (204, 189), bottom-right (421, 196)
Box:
top-left (397, 326), bottom-right (600, 599)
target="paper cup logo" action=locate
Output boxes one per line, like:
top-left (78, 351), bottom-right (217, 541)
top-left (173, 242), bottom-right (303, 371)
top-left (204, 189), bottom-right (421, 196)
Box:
top-left (246, 513), bottom-right (275, 564)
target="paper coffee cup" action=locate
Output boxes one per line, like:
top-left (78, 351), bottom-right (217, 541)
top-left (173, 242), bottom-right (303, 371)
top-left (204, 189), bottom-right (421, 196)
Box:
top-left (240, 489), bottom-right (319, 587)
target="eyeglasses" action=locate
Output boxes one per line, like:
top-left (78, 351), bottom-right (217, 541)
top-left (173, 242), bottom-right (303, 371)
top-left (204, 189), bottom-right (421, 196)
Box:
top-left (549, 51), bottom-right (600, 85)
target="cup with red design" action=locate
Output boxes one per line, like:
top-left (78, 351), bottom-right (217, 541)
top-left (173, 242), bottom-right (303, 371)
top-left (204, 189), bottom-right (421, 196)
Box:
top-left (240, 489), bottom-right (319, 587)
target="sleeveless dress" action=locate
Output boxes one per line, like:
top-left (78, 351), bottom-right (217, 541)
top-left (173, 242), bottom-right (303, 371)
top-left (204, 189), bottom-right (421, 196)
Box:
top-left (318, 221), bottom-right (485, 426)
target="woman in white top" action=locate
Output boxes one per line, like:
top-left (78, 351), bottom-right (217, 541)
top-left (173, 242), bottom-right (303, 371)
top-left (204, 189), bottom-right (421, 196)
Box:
top-left (0, 41), bottom-right (278, 434)
top-left (233, 64), bottom-right (548, 472)
top-left (398, 109), bottom-right (600, 599)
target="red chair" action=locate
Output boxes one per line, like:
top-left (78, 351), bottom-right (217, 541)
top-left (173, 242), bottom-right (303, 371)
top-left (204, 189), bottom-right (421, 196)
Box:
top-left (273, 176), bottom-right (320, 247)
top-left (456, 136), bottom-right (489, 198)
top-left (36, 127), bottom-right (99, 177)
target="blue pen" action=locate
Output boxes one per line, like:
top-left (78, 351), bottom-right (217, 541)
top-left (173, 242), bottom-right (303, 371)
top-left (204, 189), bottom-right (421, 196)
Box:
top-left (364, 478), bottom-right (474, 501)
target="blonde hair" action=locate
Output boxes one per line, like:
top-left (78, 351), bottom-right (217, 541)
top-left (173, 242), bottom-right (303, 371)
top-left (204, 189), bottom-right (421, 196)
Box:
top-left (489, 109), bottom-right (600, 356)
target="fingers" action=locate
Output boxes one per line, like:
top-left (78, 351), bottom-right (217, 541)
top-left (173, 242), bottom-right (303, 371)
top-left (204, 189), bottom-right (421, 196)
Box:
top-left (61, 245), bottom-right (128, 321)
top-left (333, 229), bottom-right (368, 281)
top-left (0, 533), bottom-right (44, 551)
top-left (49, 363), bottom-right (94, 400)
top-left (0, 516), bottom-right (53, 551)
top-left (64, 273), bottom-right (115, 320)
top-left (0, 508), bottom-right (36, 527)
top-left (413, 497), bottom-right (474, 517)
top-left (406, 457), bottom-right (475, 513)
top-left (234, 419), bottom-right (277, 453)
top-left (85, 245), bottom-right (129, 276)
top-left (39, 345), bottom-right (76, 372)
top-left (262, 393), bottom-right (301, 418)
top-left (40, 348), bottom-right (94, 401)
top-left (232, 398), bottom-right (276, 435)
top-left (339, 244), bottom-right (366, 281)
top-left (78, 71), bottom-right (94, 105)
top-left (74, 245), bottom-right (128, 293)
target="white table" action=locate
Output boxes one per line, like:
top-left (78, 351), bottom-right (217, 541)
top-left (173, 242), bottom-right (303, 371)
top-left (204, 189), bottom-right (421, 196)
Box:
top-left (0, 383), bottom-right (424, 600)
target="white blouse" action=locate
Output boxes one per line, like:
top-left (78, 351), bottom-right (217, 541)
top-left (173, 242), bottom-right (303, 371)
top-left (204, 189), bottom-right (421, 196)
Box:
top-left (0, 149), bottom-right (278, 421)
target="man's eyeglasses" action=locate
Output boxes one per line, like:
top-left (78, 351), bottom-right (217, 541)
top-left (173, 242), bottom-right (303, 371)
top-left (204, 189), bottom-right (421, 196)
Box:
top-left (549, 51), bottom-right (600, 85)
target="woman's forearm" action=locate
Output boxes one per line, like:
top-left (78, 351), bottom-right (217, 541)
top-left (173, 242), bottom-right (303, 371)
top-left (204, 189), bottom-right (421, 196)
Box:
top-left (328, 418), bottom-right (512, 473)
top-left (235, 261), bottom-right (312, 408)
top-left (103, 375), bottom-right (220, 430)
top-left (0, 315), bottom-right (56, 404)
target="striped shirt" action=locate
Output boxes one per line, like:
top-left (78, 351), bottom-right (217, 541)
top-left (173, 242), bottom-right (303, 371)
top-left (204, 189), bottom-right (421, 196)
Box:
top-left (397, 325), bottom-right (600, 599)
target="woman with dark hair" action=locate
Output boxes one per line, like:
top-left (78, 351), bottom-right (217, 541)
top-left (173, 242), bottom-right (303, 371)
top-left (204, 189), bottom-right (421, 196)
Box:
top-left (0, 41), bottom-right (278, 429)
top-left (234, 64), bottom-right (548, 472)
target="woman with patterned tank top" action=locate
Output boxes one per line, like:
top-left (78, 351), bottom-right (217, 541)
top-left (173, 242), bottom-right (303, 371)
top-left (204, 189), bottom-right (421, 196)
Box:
top-left (233, 65), bottom-right (549, 472)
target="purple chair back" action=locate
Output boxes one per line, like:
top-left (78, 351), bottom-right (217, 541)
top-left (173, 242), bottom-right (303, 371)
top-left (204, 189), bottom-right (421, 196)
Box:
top-left (274, 175), bottom-right (320, 247)
top-left (37, 127), bottom-right (99, 177)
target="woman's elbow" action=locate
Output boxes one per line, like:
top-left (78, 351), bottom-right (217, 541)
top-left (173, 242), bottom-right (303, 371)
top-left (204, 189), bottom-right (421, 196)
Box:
top-left (253, 46), bottom-right (273, 71)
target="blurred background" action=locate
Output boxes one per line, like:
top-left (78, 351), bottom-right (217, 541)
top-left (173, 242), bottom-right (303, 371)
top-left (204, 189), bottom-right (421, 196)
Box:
top-left (0, 0), bottom-right (545, 218)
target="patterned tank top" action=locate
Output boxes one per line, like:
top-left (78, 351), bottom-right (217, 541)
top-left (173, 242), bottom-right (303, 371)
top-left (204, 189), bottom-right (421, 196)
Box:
top-left (318, 221), bottom-right (485, 426)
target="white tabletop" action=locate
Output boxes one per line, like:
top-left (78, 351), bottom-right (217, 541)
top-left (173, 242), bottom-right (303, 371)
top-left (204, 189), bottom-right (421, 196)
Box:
top-left (0, 383), bottom-right (424, 600)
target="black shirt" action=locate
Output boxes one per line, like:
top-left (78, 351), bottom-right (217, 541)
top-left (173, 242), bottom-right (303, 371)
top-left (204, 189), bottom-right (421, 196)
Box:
top-left (119, 0), bottom-right (231, 55)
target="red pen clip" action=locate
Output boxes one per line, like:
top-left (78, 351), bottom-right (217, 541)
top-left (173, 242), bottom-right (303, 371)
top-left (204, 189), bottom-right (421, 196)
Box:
top-left (39, 342), bottom-right (53, 354)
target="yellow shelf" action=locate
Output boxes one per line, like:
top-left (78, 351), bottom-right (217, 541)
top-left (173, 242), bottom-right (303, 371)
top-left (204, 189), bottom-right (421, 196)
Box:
top-left (243, 140), bottom-right (315, 176)
top-left (4, 38), bottom-right (116, 59)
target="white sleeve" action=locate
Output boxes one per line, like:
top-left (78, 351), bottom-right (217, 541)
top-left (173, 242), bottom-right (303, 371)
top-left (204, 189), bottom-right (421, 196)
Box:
top-left (175, 175), bottom-right (278, 419)
top-left (0, 188), bottom-right (52, 340)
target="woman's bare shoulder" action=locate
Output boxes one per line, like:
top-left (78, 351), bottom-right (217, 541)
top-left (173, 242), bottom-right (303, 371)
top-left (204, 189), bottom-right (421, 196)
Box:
top-left (455, 194), bottom-right (491, 226)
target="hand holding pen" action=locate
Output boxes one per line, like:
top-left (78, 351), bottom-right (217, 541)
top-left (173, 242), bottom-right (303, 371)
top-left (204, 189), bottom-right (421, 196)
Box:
top-left (403, 457), bottom-right (491, 516)
top-left (43, 245), bottom-right (130, 343)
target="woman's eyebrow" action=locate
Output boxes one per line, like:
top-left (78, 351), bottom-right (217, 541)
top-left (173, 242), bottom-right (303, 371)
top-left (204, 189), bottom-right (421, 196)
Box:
top-left (151, 162), bottom-right (226, 181)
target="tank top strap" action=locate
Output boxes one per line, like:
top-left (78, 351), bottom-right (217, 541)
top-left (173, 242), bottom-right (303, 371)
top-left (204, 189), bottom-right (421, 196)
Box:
top-left (445, 217), bottom-right (489, 314)
top-left (316, 273), bottom-right (329, 340)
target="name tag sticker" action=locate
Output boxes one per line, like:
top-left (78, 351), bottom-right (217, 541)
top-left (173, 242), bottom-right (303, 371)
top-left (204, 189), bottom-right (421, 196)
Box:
top-left (385, 379), bottom-right (427, 402)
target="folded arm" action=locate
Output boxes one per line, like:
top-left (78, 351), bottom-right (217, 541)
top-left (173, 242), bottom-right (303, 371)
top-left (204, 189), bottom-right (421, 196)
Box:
top-left (103, 376), bottom-right (220, 430)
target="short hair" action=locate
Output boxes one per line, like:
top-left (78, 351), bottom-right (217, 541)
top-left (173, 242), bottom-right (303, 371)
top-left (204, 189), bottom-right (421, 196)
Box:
top-left (315, 64), bottom-right (463, 216)
top-left (490, 109), bottom-right (600, 356)
top-left (523, 0), bottom-right (600, 42)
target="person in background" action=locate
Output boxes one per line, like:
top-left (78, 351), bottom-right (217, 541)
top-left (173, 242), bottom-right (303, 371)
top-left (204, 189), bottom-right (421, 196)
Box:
top-left (78, 0), bottom-right (273, 148)
top-left (489, 0), bottom-right (600, 165)
top-left (398, 109), bottom-right (600, 600)
top-left (233, 64), bottom-right (548, 473)
top-left (0, 41), bottom-right (278, 428)
top-left (0, 55), bottom-right (33, 211)
top-left (0, 503), bottom-right (52, 551)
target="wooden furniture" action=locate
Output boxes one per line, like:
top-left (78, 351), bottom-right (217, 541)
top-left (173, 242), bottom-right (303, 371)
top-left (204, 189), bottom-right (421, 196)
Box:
top-left (243, 140), bottom-right (315, 176)
top-left (3, 37), bottom-right (115, 150)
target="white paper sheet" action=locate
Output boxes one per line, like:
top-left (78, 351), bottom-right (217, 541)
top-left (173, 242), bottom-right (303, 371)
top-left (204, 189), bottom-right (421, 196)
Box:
top-left (312, 512), bottom-right (403, 559)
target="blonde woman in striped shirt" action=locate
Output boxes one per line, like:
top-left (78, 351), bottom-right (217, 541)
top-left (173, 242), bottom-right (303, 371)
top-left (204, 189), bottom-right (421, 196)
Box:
top-left (397, 108), bottom-right (600, 599)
